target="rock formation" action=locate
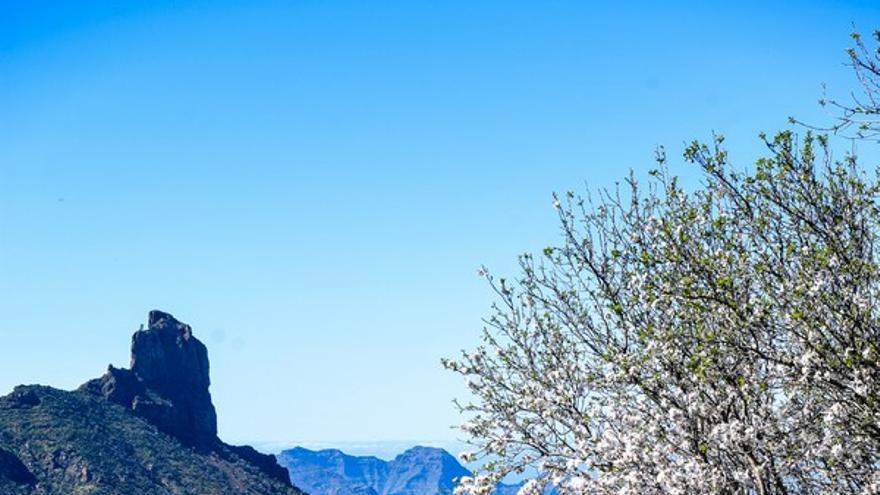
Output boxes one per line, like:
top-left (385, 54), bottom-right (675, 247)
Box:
top-left (79, 310), bottom-right (291, 486)
top-left (81, 310), bottom-right (217, 448)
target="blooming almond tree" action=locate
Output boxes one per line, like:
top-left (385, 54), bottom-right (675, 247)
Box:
top-left (793, 29), bottom-right (880, 141)
top-left (446, 33), bottom-right (880, 495)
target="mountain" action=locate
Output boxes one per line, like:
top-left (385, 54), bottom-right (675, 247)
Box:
top-left (278, 446), bottom-right (522, 495)
top-left (0, 310), bottom-right (301, 495)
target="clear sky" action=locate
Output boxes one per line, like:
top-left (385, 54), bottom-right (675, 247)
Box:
top-left (1, 0), bottom-right (878, 446)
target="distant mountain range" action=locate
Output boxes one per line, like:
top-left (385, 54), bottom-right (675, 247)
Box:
top-left (277, 446), bottom-right (524, 495)
top-left (252, 441), bottom-right (468, 463)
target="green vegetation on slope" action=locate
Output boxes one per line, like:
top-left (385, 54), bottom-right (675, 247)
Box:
top-left (0, 385), bottom-right (299, 495)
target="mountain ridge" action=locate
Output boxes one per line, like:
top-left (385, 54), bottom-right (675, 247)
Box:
top-left (278, 445), bottom-right (523, 495)
top-left (0, 310), bottom-right (301, 495)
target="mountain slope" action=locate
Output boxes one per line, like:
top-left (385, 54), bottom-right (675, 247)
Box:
top-left (0, 385), bottom-right (299, 495)
top-left (0, 310), bottom-right (300, 495)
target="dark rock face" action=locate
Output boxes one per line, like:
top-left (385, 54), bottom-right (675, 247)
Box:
top-left (0, 447), bottom-right (35, 485)
top-left (93, 366), bottom-right (142, 405)
top-left (130, 310), bottom-right (217, 446)
top-left (77, 310), bottom-right (291, 488)
top-left (81, 310), bottom-right (217, 448)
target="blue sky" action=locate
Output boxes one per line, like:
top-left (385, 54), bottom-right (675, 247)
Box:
top-left (1, 0), bottom-right (877, 446)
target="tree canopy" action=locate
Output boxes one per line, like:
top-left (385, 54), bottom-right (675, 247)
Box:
top-left (446, 30), bottom-right (880, 495)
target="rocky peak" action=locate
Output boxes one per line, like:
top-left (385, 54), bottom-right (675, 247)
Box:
top-left (0, 309), bottom-right (299, 492)
top-left (78, 311), bottom-right (292, 486)
top-left (148, 309), bottom-right (175, 327)
top-left (127, 310), bottom-right (216, 446)
top-left (80, 311), bottom-right (216, 447)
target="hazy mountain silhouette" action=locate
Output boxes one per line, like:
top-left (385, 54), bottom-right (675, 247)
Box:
top-left (278, 445), bottom-right (524, 495)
